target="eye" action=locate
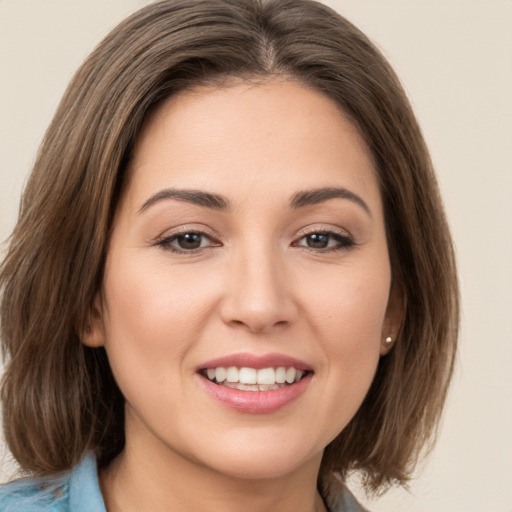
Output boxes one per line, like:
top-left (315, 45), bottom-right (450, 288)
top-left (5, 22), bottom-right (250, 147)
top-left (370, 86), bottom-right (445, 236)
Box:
top-left (295, 231), bottom-right (355, 251)
top-left (156, 231), bottom-right (219, 253)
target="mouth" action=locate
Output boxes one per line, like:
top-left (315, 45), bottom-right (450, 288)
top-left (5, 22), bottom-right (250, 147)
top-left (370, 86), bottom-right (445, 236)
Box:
top-left (196, 353), bottom-right (313, 412)
top-left (199, 366), bottom-right (310, 392)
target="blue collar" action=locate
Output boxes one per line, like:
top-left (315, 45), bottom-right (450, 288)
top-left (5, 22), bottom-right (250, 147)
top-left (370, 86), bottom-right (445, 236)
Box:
top-left (69, 454), bottom-right (107, 512)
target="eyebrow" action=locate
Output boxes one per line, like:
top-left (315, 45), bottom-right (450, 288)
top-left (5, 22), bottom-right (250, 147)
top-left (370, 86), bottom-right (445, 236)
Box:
top-left (138, 188), bottom-right (230, 214)
top-left (138, 186), bottom-right (371, 217)
top-left (290, 187), bottom-right (372, 217)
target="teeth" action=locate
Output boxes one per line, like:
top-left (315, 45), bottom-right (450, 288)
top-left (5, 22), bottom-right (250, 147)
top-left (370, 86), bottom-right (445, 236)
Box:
top-left (222, 382), bottom-right (289, 392)
top-left (224, 382), bottom-right (260, 391)
top-left (239, 367), bottom-right (257, 384)
top-left (204, 366), bottom-right (307, 388)
top-left (285, 367), bottom-right (296, 384)
top-left (226, 367), bottom-right (238, 383)
top-left (275, 367), bottom-right (287, 383)
top-left (215, 367), bottom-right (227, 383)
top-left (257, 368), bottom-right (275, 385)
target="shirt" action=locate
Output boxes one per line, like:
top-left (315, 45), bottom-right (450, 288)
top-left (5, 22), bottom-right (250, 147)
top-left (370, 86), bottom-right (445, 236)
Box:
top-left (0, 454), bottom-right (105, 512)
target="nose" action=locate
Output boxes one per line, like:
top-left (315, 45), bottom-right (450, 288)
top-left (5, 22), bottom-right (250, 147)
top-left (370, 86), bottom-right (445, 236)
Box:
top-left (219, 244), bottom-right (298, 335)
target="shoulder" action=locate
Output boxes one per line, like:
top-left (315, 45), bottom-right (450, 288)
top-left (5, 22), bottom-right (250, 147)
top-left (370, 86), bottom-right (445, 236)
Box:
top-left (332, 488), bottom-right (369, 512)
top-left (0, 453), bottom-right (105, 512)
top-left (321, 474), bottom-right (370, 512)
top-left (0, 476), bottom-right (69, 512)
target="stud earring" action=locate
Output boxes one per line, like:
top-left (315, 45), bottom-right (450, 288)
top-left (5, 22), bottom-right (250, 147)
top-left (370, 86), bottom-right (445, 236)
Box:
top-left (385, 336), bottom-right (393, 344)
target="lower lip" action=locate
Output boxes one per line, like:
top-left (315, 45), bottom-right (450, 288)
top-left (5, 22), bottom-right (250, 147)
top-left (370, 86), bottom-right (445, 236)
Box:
top-left (198, 374), bottom-right (312, 414)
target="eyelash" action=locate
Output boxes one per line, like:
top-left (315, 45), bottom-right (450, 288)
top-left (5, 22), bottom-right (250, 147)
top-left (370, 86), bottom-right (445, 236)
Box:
top-left (293, 230), bottom-right (356, 252)
top-left (155, 230), bottom-right (219, 254)
top-left (155, 229), bottom-right (356, 254)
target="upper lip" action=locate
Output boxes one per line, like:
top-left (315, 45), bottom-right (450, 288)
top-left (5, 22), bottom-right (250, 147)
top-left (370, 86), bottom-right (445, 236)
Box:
top-left (197, 352), bottom-right (313, 371)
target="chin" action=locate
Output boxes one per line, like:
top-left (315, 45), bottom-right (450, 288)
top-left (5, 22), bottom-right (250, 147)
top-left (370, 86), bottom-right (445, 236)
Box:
top-left (209, 454), bottom-right (317, 481)
top-left (191, 435), bottom-right (324, 481)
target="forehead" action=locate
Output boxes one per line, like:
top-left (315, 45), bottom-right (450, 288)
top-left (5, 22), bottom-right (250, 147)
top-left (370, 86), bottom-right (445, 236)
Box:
top-left (124, 79), bottom-right (380, 211)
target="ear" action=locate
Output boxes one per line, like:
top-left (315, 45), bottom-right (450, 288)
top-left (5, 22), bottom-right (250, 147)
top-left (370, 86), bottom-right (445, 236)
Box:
top-left (80, 293), bottom-right (106, 348)
top-left (380, 280), bottom-right (405, 356)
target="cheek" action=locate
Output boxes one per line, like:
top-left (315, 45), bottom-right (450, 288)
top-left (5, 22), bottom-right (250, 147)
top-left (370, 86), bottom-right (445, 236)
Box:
top-left (304, 261), bottom-right (390, 345)
top-left (99, 255), bottom-right (219, 429)
top-left (99, 252), bottom-right (219, 390)
top-left (320, 289), bottom-right (387, 440)
top-left (302, 263), bottom-right (390, 402)
top-left (103, 252), bottom-right (215, 339)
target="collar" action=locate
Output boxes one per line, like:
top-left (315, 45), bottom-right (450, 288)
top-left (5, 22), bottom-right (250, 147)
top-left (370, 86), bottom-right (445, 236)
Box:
top-left (69, 453), bottom-right (107, 512)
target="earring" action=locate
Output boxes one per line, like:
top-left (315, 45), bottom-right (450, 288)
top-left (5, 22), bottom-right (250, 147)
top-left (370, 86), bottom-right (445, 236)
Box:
top-left (385, 336), bottom-right (393, 344)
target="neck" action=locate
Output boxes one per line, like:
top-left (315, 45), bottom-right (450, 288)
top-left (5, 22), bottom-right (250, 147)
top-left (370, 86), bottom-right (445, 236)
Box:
top-left (100, 422), bottom-right (327, 512)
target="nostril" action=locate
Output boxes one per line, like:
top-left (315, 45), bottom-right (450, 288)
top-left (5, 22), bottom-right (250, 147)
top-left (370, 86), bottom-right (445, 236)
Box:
top-left (218, 268), bottom-right (299, 333)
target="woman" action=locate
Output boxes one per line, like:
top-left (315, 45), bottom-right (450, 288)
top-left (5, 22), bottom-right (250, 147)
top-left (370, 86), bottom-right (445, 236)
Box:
top-left (0, 1), bottom-right (458, 511)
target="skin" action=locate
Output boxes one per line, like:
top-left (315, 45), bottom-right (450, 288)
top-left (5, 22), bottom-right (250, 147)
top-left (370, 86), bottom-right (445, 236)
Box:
top-left (84, 79), bottom-right (401, 512)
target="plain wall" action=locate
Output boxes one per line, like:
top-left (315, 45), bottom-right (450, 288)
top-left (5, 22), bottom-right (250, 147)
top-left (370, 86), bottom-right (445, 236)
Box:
top-left (1, 1), bottom-right (511, 511)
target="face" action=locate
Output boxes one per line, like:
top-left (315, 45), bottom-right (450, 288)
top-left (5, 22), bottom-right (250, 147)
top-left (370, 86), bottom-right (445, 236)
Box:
top-left (85, 80), bottom-right (400, 481)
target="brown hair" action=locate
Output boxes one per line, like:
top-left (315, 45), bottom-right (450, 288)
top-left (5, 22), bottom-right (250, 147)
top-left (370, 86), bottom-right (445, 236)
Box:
top-left (0, 0), bottom-right (458, 494)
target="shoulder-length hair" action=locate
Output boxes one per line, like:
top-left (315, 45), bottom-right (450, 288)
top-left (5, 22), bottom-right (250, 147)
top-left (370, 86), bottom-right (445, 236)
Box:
top-left (0, 0), bottom-right (458, 494)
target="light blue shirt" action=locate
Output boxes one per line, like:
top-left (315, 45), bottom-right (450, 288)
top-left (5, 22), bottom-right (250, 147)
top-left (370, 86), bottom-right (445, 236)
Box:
top-left (0, 454), bottom-right (106, 512)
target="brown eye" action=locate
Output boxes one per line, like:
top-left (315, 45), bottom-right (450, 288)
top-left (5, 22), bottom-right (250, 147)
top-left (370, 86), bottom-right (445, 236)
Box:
top-left (295, 231), bottom-right (355, 252)
top-left (305, 233), bottom-right (330, 249)
top-left (175, 232), bottom-right (204, 250)
top-left (157, 231), bottom-right (218, 253)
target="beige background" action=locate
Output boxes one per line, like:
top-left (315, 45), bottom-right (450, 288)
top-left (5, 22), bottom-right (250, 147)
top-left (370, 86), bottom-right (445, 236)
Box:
top-left (0, 1), bottom-right (511, 510)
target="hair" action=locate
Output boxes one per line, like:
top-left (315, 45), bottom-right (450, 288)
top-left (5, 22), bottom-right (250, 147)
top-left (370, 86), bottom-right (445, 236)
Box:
top-left (0, 0), bottom-right (458, 495)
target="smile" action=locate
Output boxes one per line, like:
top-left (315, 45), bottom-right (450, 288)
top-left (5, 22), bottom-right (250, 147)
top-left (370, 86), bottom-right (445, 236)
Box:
top-left (197, 353), bottom-right (313, 413)
top-left (202, 366), bottom-right (307, 391)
